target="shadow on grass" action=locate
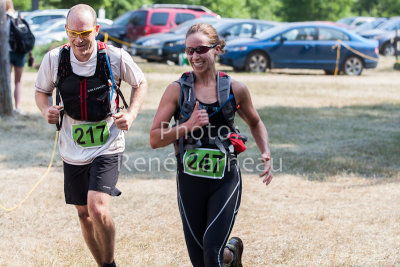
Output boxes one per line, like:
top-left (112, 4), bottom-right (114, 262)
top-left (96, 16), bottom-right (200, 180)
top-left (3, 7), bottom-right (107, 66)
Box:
top-left (1, 104), bottom-right (399, 180)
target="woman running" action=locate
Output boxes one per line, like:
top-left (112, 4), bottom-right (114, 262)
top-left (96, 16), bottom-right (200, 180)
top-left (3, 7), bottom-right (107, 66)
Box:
top-left (150, 23), bottom-right (272, 267)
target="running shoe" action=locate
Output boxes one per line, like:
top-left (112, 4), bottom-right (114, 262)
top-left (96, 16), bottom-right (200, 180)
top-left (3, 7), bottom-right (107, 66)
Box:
top-left (226, 237), bottom-right (243, 267)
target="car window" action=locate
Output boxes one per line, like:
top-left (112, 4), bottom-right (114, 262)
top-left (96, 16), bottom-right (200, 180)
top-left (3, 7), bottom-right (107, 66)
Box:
top-left (239, 23), bottom-right (254, 37)
top-left (318, 28), bottom-right (349, 41)
top-left (380, 19), bottom-right (400, 31)
top-left (175, 13), bottom-right (195, 25)
top-left (54, 24), bottom-right (66, 32)
top-left (130, 11), bottom-right (147, 26)
top-left (256, 23), bottom-right (273, 35)
top-left (221, 23), bottom-right (254, 38)
top-left (36, 19), bottom-right (59, 31)
top-left (150, 12), bottom-right (169, 26)
top-left (30, 15), bottom-right (64, 25)
top-left (338, 17), bottom-right (355, 26)
top-left (282, 27), bottom-right (317, 41)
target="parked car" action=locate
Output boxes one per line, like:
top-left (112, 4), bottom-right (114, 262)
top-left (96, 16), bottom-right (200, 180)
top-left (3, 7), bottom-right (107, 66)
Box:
top-left (132, 17), bottom-right (219, 61)
top-left (97, 18), bottom-right (114, 27)
top-left (337, 16), bottom-right (375, 29)
top-left (219, 22), bottom-right (379, 75)
top-left (358, 17), bottom-right (400, 56)
top-left (97, 4), bottom-right (218, 46)
top-left (33, 18), bottom-right (114, 46)
top-left (354, 17), bottom-right (388, 33)
top-left (134, 18), bottom-right (279, 64)
top-left (24, 9), bottom-right (68, 31)
top-left (33, 18), bottom-right (66, 46)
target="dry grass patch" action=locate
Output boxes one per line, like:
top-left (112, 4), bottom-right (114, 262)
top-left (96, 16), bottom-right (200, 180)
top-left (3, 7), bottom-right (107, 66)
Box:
top-left (1, 173), bottom-right (400, 266)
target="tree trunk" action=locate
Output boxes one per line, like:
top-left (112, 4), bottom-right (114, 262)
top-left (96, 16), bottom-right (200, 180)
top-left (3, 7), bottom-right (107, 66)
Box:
top-left (31, 0), bottom-right (39, 11)
top-left (0, 0), bottom-right (12, 115)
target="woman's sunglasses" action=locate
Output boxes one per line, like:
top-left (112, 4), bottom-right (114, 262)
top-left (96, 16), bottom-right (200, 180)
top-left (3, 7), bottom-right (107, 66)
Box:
top-left (66, 26), bottom-right (96, 38)
top-left (185, 44), bottom-right (218, 55)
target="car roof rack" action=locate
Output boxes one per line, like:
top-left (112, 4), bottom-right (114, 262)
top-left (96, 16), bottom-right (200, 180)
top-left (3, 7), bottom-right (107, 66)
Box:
top-left (141, 4), bottom-right (214, 13)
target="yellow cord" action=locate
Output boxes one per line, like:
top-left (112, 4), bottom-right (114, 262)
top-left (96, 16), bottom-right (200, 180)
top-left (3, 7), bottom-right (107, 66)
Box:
top-left (332, 39), bottom-right (379, 76)
top-left (0, 131), bottom-right (59, 212)
top-left (100, 31), bottom-right (132, 47)
top-left (334, 40), bottom-right (341, 76)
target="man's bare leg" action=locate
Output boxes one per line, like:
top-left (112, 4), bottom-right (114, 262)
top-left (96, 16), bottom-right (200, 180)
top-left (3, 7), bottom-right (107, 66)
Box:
top-left (87, 190), bottom-right (115, 265)
top-left (75, 205), bottom-right (103, 266)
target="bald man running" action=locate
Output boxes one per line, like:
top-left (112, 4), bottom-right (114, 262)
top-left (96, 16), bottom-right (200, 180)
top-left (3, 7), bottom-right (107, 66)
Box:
top-left (35, 4), bottom-right (147, 266)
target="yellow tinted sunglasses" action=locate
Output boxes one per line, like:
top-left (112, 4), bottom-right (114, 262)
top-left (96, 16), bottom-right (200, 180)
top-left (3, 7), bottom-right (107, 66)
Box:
top-left (66, 26), bottom-right (96, 38)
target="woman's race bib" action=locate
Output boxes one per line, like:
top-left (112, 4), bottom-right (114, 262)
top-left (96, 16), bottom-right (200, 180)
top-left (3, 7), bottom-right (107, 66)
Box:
top-left (183, 148), bottom-right (226, 179)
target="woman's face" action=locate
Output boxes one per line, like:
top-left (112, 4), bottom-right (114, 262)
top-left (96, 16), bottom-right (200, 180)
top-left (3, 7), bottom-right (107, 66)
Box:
top-left (185, 32), bottom-right (220, 73)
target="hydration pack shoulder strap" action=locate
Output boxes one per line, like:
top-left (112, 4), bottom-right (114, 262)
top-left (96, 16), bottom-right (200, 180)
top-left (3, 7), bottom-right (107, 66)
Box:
top-left (217, 72), bottom-right (235, 131)
top-left (55, 44), bottom-right (70, 130)
top-left (178, 71), bottom-right (196, 123)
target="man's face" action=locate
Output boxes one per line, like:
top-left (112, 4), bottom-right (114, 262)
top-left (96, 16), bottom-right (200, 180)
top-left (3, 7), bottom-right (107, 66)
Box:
top-left (65, 11), bottom-right (99, 61)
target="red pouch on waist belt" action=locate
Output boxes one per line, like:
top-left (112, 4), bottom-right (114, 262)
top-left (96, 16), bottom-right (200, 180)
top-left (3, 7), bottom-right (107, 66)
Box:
top-left (229, 133), bottom-right (247, 153)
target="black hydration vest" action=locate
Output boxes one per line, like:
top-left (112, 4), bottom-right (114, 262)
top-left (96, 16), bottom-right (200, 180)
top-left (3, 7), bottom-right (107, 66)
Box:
top-left (174, 71), bottom-right (239, 159)
top-left (55, 42), bottom-right (128, 129)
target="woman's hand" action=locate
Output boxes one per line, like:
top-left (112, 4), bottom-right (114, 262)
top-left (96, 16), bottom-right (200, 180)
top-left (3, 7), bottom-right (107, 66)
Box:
top-left (185, 101), bottom-right (209, 130)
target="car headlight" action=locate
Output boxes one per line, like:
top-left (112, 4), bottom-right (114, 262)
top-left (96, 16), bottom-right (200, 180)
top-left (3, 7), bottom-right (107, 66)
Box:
top-left (227, 46), bottom-right (248, 52)
top-left (142, 39), bottom-right (160, 47)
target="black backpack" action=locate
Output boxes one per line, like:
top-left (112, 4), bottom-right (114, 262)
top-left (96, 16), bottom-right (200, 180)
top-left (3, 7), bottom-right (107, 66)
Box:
top-left (8, 13), bottom-right (35, 54)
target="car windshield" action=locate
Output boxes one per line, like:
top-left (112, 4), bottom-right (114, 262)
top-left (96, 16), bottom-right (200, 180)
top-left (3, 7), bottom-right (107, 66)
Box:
top-left (214, 20), bottom-right (253, 32)
top-left (337, 17), bottom-right (356, 25)
top-left (169, 19), bottom-right (219, 34)
top-left (253, 24), bottom-right (289, 40)
top-left (378, 19), bottom-right (400, 31)
top-left (113, 11), bottom-right (147, 26)
top-left (356, 19), bottom-right (386, 31)
top-left (113, 12), bottom-right (131, 26)
top-left (35, 19), bottom-right (62, 32)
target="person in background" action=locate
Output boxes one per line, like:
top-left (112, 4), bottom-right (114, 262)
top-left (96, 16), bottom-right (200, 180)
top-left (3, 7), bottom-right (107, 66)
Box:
top-left (6, 0), bottom-right (27, 115)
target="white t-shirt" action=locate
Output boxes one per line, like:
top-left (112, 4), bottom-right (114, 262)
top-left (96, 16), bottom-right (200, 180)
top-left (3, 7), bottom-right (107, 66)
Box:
top-left (35, 44), bottom-right (144, 165)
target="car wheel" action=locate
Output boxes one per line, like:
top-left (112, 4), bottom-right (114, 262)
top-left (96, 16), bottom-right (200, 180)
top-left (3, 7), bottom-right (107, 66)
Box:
top-left (245, 52), bottom-right (268, 72)
top-left (382, 43), bottom-right (395, 56)
top-left (343, 56), bottom-right (363, 76)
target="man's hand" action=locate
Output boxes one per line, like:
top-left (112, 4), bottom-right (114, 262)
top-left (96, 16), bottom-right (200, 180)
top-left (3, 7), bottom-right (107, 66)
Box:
top-left (113, 112), bottom-right (134, 131)
top-left (260, 153), bottom-right (273, 186)
top-left (45, 105), bottom-right (63, 124)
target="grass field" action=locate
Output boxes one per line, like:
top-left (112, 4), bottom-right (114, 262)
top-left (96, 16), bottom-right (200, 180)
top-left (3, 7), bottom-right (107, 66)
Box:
top-left (0, 56), bottom-right (400, 266)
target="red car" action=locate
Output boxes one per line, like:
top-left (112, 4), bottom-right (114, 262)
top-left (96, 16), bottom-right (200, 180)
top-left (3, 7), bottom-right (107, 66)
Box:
top-left (99, 4), bottom-right (219, 45)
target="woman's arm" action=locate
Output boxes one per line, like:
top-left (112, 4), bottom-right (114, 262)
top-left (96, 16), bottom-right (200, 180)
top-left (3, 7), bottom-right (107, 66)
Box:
top-left (232, 79), bottom-right (273, 186)
top-left (150, 82), bottom-right (209, 149)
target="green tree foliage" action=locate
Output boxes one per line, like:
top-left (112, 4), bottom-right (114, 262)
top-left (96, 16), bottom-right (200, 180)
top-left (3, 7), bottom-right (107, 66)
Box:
top-left (12, 0), bottom-right (31, 11)
top-left (245, 0), bottom-right (282, 21)
top-left (353, 0), bottom-right (400, 17)
top-left (278, 0), bottom-right (353, 22)
top-left (10, 0), bottom-right (400, 21)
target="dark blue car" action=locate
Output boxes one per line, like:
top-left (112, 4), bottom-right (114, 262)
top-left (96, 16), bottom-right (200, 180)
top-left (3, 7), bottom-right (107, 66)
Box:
top-left (134, 18), bottom-right (279, 64)
top-left (359, 17), bottom-right (400, 56)
top-left (219, 22), bottom-right (379, 75)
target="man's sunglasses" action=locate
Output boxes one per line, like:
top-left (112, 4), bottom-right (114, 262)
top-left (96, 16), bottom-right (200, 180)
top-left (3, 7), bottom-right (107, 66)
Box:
top-left (185, 44), bottom-right (218, 55)
top-left (66, 26), bottom-right (96, 38)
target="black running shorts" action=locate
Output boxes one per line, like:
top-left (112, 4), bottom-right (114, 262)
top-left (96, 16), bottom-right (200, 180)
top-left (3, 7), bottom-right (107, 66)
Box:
top-left (63, 153), bottom-right (122, 205)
